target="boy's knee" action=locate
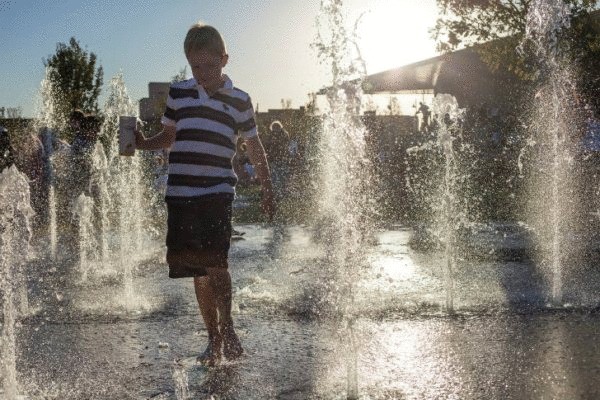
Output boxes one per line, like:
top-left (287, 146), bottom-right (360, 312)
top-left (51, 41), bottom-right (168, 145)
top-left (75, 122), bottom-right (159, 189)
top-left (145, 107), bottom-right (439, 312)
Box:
top-left (194, 275), bottom-right (211, 288)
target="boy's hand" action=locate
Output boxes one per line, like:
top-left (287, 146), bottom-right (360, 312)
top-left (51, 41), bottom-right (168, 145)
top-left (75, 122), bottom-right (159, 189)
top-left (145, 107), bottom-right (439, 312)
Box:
top-left (261, 187), bottom-right (275, 222)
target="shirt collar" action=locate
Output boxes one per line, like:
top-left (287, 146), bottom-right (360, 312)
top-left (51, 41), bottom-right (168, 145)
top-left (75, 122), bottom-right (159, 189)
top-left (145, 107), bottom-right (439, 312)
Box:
top-left (221, 74), bottom-right (233, 90)
top-left (194, 74), bottom-right (233, 98)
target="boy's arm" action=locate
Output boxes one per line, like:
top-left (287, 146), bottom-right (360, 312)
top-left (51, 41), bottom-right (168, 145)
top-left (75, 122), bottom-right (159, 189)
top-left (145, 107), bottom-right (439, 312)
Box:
top-left (135, 125), bottom-right (176, 150)
top-left (244, 135), bottom-right (275, 220)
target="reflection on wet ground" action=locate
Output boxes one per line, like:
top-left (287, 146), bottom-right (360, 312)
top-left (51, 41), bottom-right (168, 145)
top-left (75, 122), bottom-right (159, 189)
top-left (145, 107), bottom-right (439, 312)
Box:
top-left (8, 224), bottom-right (600, 399)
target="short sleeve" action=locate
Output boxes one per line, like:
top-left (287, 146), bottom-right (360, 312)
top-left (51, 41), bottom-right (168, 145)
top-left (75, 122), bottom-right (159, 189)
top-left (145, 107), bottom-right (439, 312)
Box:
top-left (160, 85), bottom-right (177, 127)
top-left (237, 97), bottom-right (258, 139)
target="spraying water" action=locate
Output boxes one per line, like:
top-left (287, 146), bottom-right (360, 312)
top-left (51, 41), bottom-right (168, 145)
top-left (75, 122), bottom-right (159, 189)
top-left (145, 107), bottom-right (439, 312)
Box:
top-left (100, 72), bottom-right (150, 306)
top-left (521, 0), bottom-right (577, 305)
top-left (90, 142), bottom-right (110, 262)
top-left (172, 362), bottom-right (190, 400)
top-left (314, 1), bottom-right (376, 397)
top-left (33, 67), bottom-right (64, 261)
top-left (32, 70), bottom-right (155, 309)
top-left (432, 95), bottom-right (469, 312)
top-left (0, 166), bottom-right (34, 400)
top-left (406, 94), bottom-right (475, 313)
top-left (72, 193), bottom-right (96, 282)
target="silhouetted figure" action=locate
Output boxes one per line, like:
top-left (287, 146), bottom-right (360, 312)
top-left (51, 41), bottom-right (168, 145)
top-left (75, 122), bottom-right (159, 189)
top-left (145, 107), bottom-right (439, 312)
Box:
top-left (415, 102), bottom-right (431, 133)
top-left (71, 113), bottom-right (100, 197)
top-left (53, 109), bottom-right (87, 260)
top-left (266, 120), bottom-right (299, 203)
top-left (12, 127), bottom-right (46, 230)
top-left (0, 126), bottom-right (15, 172)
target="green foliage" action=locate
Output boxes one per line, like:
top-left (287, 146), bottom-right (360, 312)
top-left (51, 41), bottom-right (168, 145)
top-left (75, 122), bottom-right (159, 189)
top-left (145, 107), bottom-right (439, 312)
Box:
top-left (171, 66), bottom-right (188, 83)
top-left (433, 0), bottom-right (598, 51)
top-left (43, 37), bottom-right (104, 139)
top-left (433, 0), bottom-right (600, 112)
top-left (567, 10), bottom-right (600, 112)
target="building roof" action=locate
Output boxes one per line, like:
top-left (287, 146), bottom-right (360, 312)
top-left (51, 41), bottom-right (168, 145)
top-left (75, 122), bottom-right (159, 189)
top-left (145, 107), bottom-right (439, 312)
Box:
top-left (364, 46), bottom-right (504, 107)
top-left (363, 8), bottom-right (600, 106)
top-left (364, 46), bottom-right (492, 91)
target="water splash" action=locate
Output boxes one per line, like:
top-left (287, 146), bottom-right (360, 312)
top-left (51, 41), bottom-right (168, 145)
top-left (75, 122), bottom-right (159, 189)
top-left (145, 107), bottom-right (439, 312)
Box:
top-left (406, 94), bottom-right (475, 313)
top-left (432, 95), bottom-right (466, 312)
top-left (72, 193), bottom-right (96, 282)
top-left (33, 67), bottom-right (67, 134)
top-left (90, 142), bottom-right (110, 262)
top-left (0, 166), bottom-right (34, 399)
top-left (33, 67), bottom-right (64, 261)
top-left (521, 0), bottom-right (578, 306)
top-left (99, 72), bottom-right (152, 308)
top-left (314, 0), bottom-right (375, 398)
top-left (314, 0), bottom-right (374, 305)
top-left (172, 362), bottom-right (190, 400)
top-left (31, 71), bottom-right (155, 310)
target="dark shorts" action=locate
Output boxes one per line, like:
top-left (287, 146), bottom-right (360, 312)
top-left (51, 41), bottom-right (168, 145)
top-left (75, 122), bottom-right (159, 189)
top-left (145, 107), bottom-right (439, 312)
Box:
top-left (166, 194), bottom-right (233, 278)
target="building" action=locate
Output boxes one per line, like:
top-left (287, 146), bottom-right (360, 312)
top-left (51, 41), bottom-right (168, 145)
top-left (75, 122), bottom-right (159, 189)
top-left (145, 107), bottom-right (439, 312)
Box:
top-left (363, 46), bottom-right (516, 117)
top-left (311, 48), bottom-right (509, 120)
top-left (139, 82), bottom-right (170, 122)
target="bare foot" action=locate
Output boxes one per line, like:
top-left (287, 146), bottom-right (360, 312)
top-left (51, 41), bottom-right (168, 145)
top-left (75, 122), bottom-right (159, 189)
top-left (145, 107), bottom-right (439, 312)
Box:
top-left (223, 328), bottom-right (244, 360)
top-left (196, 340), bottom-right (221, 366)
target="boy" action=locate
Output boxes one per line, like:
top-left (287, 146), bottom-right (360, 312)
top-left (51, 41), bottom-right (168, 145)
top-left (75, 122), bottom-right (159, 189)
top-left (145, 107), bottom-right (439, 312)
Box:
top-left (135, 23), bottom-right (274, 366)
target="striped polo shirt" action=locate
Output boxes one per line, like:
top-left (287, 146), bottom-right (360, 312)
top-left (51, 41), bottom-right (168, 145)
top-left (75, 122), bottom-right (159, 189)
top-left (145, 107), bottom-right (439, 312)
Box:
top-left (161, 75), bottom-right (257, 202)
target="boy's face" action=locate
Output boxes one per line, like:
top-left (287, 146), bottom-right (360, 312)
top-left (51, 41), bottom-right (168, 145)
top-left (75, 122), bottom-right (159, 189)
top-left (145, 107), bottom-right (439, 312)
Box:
top-left (187, 49), bottom-right (228, 92)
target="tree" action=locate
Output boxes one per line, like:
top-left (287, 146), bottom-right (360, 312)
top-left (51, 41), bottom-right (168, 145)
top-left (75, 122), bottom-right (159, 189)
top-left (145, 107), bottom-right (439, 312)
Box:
top-left (171, 66), bottom-right (188, 83)
top-left (432, 1), bottom-right (600, 85)
top-left (43, 37), bottom-right (103, 137)
top-left (6, 107), bottom-right (22, 118)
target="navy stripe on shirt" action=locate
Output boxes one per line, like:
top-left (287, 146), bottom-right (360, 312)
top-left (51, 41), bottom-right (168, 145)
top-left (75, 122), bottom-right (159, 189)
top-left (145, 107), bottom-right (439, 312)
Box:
top-left (168, 151), bottom-right (232, 169)
top-left (169, 88), bottom-right (199, 100)
top-left (164, 106), bottom-right (177, 122)
top-left (211, 92), bottom-right (253, 113)
top-left (176, 129), bottom-right (236, 150)
top-left (167, 174), bottom-right (237, 188)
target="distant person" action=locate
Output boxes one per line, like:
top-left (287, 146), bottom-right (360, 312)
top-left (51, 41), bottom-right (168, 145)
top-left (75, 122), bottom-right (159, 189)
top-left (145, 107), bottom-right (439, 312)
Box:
top-left (415, 102), bottom-right (431, 133)
top-left (232, 138), bottom-right (254, 185)
top-left (243, 157), bottom-right (256, 183)
top-left (134, 23), bottom-right (274, 366)
top-left (443, 113), bottom-right (452, 126)
top-left (51, 110), bottom-right (88, 259)
top-left (581, 104), bottom-right (600, 153)
top-left (266, 120), bottom-right (299, 203)
top-left (0, 126), bottom-right (15, 172)
top-left (70, 112), bottom-right (99, 197)
top-left (10, 126), bottom-right (46, 230)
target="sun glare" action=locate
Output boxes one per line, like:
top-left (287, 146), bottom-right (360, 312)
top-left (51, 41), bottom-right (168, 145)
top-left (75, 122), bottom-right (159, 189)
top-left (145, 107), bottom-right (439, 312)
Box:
top-left (356, 0), bottom-right (438, 74)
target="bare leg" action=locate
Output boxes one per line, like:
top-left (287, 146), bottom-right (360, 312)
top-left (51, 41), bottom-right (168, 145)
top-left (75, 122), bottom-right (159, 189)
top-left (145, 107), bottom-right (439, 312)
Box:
top-left (206, 267), bottom-right (243, 359)
top-left (194, 276), bottom-right (221, 365)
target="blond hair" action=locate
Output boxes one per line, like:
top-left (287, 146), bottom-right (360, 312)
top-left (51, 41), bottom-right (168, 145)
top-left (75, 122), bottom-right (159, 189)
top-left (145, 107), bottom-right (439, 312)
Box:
top-left (184, 23), bottom-right (227, 57)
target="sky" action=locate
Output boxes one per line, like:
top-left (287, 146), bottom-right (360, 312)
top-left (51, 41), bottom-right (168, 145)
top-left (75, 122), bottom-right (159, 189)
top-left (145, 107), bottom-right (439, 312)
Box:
top-left (0, 0), bottom-right (440, 118)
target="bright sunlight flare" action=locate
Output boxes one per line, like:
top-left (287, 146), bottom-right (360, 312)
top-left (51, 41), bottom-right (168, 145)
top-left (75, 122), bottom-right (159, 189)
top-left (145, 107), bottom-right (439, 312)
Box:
top-left (354, 0), bottom-right (439, 74)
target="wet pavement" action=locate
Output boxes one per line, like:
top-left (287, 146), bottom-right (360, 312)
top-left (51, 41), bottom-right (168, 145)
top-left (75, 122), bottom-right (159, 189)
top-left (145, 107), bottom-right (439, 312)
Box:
top-left (6, 224), bottom-right (600, 399)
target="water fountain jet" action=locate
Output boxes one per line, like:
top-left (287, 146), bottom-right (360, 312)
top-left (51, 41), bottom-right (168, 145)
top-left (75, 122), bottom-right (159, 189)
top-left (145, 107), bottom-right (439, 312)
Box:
top-left (0, 166), bottom-right (34, 400)
top-left (314, 0), bottom-right (376, 397)
top-left (521, 0), bottom-right (579, 306)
